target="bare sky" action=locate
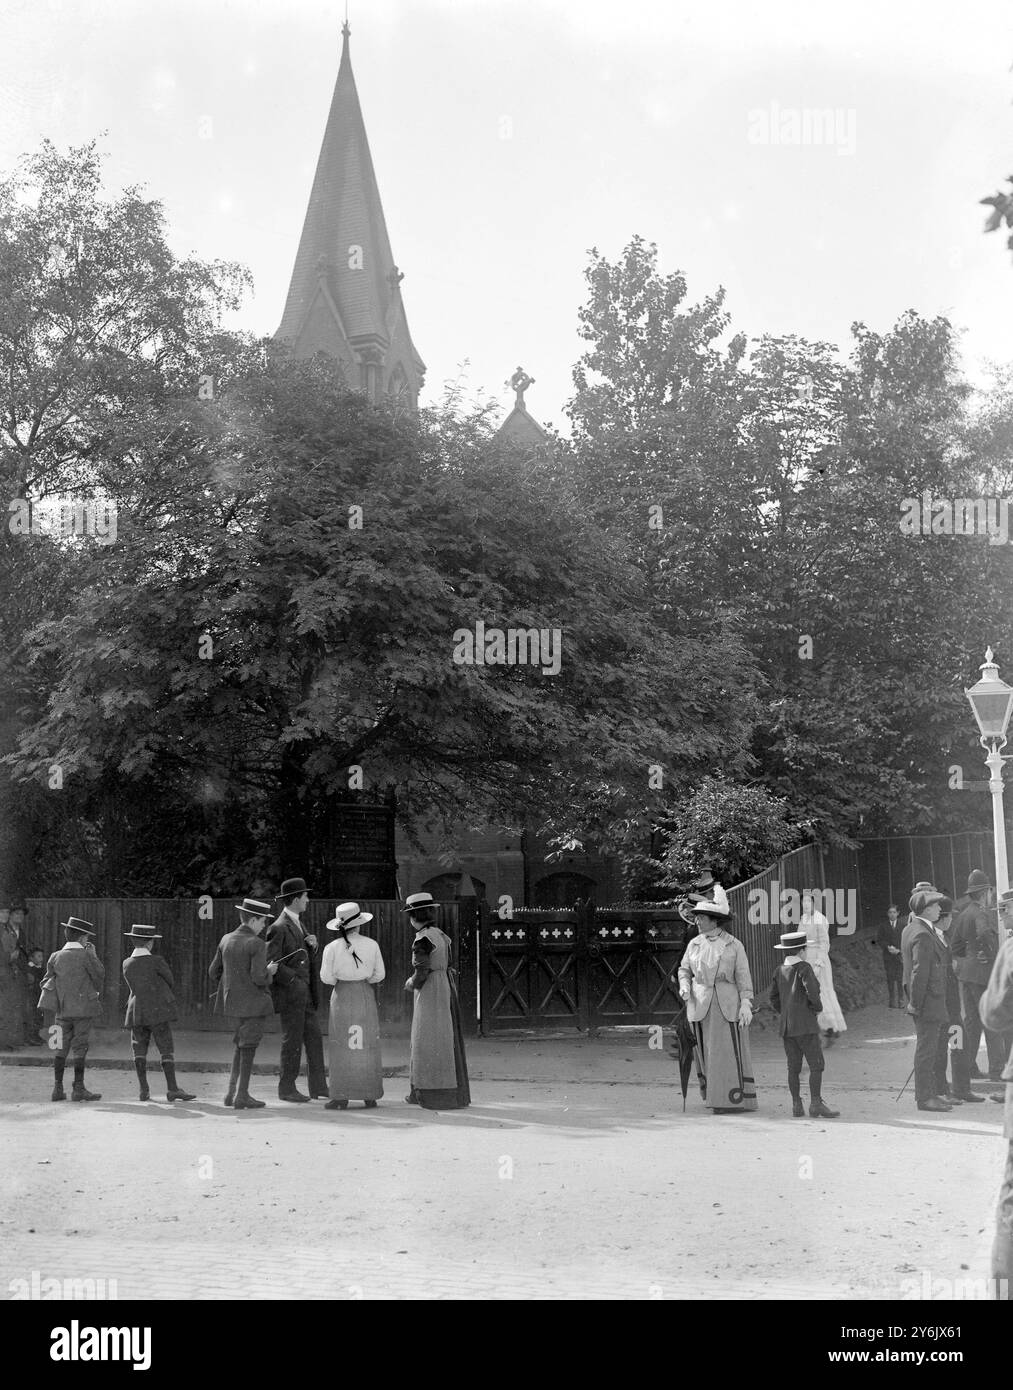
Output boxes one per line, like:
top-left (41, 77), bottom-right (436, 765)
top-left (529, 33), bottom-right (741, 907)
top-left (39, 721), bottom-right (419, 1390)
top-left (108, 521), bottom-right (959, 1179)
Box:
top-left (2, 0), bottom-right (1012, 429)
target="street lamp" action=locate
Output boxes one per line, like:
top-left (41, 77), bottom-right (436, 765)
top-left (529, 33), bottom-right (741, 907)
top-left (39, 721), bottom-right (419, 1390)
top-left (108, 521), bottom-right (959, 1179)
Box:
top-left (964, 647), bottom-right (1013, 900)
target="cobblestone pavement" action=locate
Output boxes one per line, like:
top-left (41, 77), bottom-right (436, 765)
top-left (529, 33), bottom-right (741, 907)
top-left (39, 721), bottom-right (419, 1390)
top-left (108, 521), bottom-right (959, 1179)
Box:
top-left (0, 1048), bottom-right (1005, 1300)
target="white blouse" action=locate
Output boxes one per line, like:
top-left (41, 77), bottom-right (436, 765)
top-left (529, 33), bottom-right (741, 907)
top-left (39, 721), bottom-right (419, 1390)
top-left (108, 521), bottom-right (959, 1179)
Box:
top-left (319, 932), bottom-right (385, 985)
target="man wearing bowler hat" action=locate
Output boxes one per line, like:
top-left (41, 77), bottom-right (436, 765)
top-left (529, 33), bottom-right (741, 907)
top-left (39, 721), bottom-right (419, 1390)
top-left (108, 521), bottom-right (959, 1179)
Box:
top-left (902, 888), bottom-right (953, 1112)
top-left (209, 897), bottom-right (279, 1109)
top-left (122, 925), bottom-right (195, 1103)
top-left (39, 917), bottom-right (104, 1102)
top-left (266, 877), bottom-right (327, 1102)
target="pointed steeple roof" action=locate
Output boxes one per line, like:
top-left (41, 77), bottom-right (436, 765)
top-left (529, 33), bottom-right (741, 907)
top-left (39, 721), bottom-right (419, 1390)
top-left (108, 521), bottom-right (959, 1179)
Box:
top-left (276, 23), bottom-right (425, 404)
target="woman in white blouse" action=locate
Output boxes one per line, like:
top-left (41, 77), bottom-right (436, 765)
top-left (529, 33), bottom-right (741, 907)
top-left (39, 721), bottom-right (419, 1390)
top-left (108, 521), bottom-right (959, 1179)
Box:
top-left (319, 902), bottom-right (386, 1109)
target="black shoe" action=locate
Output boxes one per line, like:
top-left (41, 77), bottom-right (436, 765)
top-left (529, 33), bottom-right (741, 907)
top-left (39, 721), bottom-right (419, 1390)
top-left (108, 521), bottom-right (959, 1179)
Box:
top-left (279, 1088), bottom-right (310, 1103)
top-left (325, 1099), bottom-right (347, 1110)
top-left (51, 1085), bottom-right (66, 1102)
top-left (138, 1087), bottom-right (150, 1102)
top-left (954, 1091), bottom-right (985, 1103)
top-left (363, 1100), bottom-right (378, 1109)
top-left (404, 1092), bottom-right (420, 1105)
top-left (71, 1087), bottom-right (101, 1102)
top-left (166, 1088), bottom-right (196, 1102)
top-left (809, 1101), bottom-right (840, 1118)
top-left (942, 1092), bottom-right (964, 1105)
top-left (234, 1095), bottom-right (266, 1110)
top-left (917, 1097), bottom-right (951, 1111)
top-left (791, 1098), bottom-right (804, 1117)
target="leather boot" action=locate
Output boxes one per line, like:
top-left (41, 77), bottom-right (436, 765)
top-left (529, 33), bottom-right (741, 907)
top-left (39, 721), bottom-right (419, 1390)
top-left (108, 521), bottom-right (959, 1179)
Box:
top-left (790, 1092), bottom-right (804, 1118)
top-left (162, 1060), bottom-right (195, 1102)
top-left (234, 1047), bottom-right (265, 1109)
top-left (224, 1048), bottom-right (241, 1107)
top-left (134, 1058), bottom-right (150, 1101)
top-left (51, 1056), bottom-right (66, 1102)
top-left (809, 1075), bottom-right (839, 1118)
top-left (70, 1062), bottom-right (101, 1102)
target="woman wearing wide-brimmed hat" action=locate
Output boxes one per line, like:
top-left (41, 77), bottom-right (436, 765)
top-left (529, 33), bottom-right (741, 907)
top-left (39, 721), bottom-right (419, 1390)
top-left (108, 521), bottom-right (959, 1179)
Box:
top-left (402, 892), bottom-right (470, 1109)
top-left (319, 903), bottom-right (386, 1110)
top-left (676, 901), bottom-right (757, 1113)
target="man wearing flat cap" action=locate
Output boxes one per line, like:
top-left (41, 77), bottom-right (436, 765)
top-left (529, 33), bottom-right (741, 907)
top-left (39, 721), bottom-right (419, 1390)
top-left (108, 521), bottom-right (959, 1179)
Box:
top-left (39, 917), bottom-right (105, 1102)
top-left (901, 889), bottom-right (953, 1112)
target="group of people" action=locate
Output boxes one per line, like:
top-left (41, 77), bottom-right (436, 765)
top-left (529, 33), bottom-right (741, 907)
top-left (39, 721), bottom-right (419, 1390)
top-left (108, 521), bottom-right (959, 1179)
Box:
top-left (31, 880), bottom-right (470, 1112)
top-left (0, 901), bottom-right (46, 1049)
top-left (675, 881), bottom-right (846, 1117)
top-left (890, 873), bottom-right (1012, 1113)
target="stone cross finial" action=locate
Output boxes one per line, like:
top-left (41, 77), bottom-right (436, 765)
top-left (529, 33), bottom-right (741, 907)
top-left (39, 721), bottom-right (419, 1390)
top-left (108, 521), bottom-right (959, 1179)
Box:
top-left (387, 265), bottom-right (404, 293)
top-left (510, 366), bottom-right (534, 408)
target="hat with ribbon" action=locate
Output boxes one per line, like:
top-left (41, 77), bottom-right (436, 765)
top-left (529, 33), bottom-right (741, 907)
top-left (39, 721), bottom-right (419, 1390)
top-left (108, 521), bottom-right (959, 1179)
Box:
top-left (774, 930), bottom-right (809, 952)
top-left (125, 924), bottom-right (162, 940)
top-left (275, 877), bottom-right (311, 901)
top-left (326, 902), bottom-right (374, 933)
top-left (402, 891), bottom-right (438, 914)
top-left (61, 916), bottom-right (96, 936)
top-left (691, 899), bottom-right (730, 919)
top-left (234, 897), bottom-right (273, 919)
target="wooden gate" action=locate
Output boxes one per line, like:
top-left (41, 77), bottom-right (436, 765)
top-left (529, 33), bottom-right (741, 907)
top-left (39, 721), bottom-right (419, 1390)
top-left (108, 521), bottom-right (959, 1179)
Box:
top-left (479, 904), bottom-right (689, 1033)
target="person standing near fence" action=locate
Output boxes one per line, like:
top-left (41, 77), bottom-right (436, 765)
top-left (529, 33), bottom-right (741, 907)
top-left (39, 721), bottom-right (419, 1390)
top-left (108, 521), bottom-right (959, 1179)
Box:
top-left (980, 904), bottom-right (1013, 1297)
top-left (319, 902), bottom-right (385, 1110)
top-left (266, 877), bottom-right (327, 1103)
top-left (403, 891), bottom-right (470, 1109)
top-left (38, 917), bottom-right (104, 1102)
top-left (933, 897), bottom-right (984, 1105)
top-left (769, 929), bottom-right (839, 1118)
top-left (209, 897), bottom-right (279, 1110)
top-left (878, 904), bottom-right (905, 1008)
top-left (800, 891), bottom-right (846, 1043)
top-left (951, 869), bottom-right (1006, 1081)
top-left (122, 924), bottom-right (195, 1103)
top-left (677, 900), bottom-right (757, 1113)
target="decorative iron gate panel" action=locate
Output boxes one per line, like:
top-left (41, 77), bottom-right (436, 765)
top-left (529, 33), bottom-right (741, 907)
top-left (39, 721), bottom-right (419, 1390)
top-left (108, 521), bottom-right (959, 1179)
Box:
top-left (479, 908), bottom-right (689, 1033)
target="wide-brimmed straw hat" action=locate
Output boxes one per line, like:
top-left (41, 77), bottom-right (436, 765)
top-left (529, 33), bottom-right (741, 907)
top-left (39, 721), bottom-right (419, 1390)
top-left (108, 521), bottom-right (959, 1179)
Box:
top-left (774, 930), bottom-right (809, 952)
top-left (691, 900), bottom-right (729, 919)
top-left (326, 902), bottom-right (373, 933)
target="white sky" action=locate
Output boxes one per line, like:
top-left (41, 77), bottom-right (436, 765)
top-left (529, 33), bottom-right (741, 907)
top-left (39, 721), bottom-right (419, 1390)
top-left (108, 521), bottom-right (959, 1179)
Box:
top-left (2, 0), bottom-right (1012, 429)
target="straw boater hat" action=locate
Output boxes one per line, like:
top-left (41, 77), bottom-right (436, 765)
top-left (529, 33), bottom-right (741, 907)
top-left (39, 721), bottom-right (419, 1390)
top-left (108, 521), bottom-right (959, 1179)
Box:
top-left (774, 930), bottom-right (809, 952)
top-left (234, 897), bottom-right (273, 918)
top-left (402, 892), bottom-right (438, 915)
top-left (61, 916), bottom-right (96, 936)
top-left (326, 902), bottom-right (373, 933)
top-left (125, 924), bottom-right (162, 940)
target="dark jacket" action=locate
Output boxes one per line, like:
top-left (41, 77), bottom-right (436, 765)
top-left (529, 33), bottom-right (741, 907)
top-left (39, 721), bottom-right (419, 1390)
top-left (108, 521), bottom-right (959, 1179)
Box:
top-left (877, 915), bottom-right (904, 955)
top-left (769, 959), bottom-right (822, 1037)
top-left (122, 951), bottom-right (178, 1027)
top-left (39, 943), bottom-right (105, 1018)
top-left (901, 917), bottom-right (949, 1022)
top-left (266, 909), bottom-right (319, 1012)
top-left (980, 936), bottom-right (1013, 1087)
top-left (950, 895), bottom-right (998, 987)
top-left (208, 925), bottom-right (274, 1018)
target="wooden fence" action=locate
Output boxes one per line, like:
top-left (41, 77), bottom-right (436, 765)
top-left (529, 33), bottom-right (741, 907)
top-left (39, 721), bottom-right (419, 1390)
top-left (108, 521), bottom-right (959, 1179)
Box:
top-left (23, 897), bottom-right (466, 1031)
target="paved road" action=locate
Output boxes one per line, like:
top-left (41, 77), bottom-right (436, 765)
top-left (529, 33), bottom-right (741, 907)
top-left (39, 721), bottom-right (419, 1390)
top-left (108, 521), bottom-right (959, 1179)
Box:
top-left (0, 1042), bottom-right (1005, 1299)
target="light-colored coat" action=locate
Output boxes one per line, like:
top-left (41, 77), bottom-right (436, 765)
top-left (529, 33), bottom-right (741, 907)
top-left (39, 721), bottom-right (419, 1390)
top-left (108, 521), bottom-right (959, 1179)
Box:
top-left (677, 931), bottom-right (753, 1023)
top-left (39, 943), bottom-right (104, 1018)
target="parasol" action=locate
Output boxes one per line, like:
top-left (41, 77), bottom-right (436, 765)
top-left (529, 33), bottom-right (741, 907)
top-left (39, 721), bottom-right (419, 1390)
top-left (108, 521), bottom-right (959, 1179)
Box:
top-left (668, 1002), bottom-right (696, 1112)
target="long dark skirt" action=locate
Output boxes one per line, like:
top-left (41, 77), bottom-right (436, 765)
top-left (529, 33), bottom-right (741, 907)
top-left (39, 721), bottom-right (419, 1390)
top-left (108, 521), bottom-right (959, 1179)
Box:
top-left (327, 981), bottom-right (383, 1102)
top-left (414, 982), bottom-right (470, 1110)
top-left (692, 1002), bottom-right (757, 1112)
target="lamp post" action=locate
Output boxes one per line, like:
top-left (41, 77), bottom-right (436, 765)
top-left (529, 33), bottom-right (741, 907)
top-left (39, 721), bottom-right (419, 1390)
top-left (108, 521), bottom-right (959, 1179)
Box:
top-left (964, 647), bottom-right (1013, 903)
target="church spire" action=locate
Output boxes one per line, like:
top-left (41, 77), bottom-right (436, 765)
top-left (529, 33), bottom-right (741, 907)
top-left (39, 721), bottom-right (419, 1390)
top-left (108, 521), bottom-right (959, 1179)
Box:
top-left (276, 20), bottom-right (425, 407)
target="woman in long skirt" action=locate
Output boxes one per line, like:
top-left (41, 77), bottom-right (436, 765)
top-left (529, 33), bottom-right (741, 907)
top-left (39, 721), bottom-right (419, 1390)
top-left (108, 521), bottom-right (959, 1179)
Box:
top-left (677, 900), bottom-right (757, 1112)
top-left (402, 892), bottom-right (470, 1109)
top-left (801, 893), bottom-right (846, 1040)
top-left (319, 903), bottom-right (385, 1109)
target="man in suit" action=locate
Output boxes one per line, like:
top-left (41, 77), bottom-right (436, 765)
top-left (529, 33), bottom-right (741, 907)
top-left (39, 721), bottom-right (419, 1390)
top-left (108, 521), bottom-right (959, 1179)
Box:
top-left (266, 877), bottom-right (326, 1102)
top-left (950, 868), bottom-right (1005, 1079)
top-left (122, 924), bottom-right (195, 1103)
top-left (769, 928), bottom-right (839, 1118)
top-left (39, 917), bottom-right (104, 1102)
top-left (902, 888), bottom-right (952, 1112)
top-left (877, 904), bottom-right (905, 1008)
top-left (209, 897), bottom-right (278, 1109)
top-left (981, 896), bottom-right (1013, 1297)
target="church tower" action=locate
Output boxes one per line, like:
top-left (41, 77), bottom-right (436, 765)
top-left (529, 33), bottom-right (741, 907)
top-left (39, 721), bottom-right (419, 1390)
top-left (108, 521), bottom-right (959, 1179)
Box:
top-left (276, 23), bottom-right (425, 408)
